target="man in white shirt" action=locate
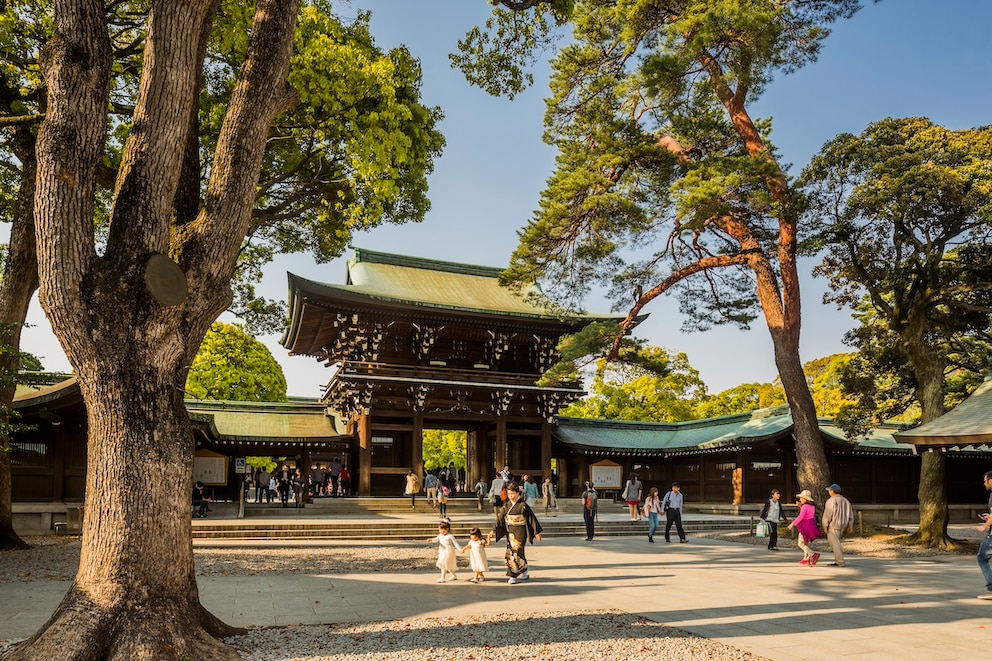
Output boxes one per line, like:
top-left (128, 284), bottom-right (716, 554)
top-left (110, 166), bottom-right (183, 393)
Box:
top-left (661, 482), bottom-right (687, 543)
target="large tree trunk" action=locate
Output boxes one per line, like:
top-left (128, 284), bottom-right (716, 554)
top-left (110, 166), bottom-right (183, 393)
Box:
top-left (906, 336), bottom-right (956, 548)
top-left (748, 236), bottom-right (830, 498)
top-left (9, 0), bottom-right (301, 657)
top-left (11, 365), bottom-right (244, 660)
top-left (770, 324), bottom-right (831, 496)
top-left (0, 122), bottom-right (40, 551)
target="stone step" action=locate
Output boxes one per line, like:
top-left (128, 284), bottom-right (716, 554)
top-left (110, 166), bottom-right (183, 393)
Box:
top-left (192, 518), bottom-right (750, 541)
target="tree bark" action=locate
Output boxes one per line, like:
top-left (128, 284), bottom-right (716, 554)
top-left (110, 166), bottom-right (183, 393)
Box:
top-left (905, 328), bottom-right (956, 549)
top-left (0, 121), bottom-right (40, 551)
top-left (9, 0), bottom-right (300, 657)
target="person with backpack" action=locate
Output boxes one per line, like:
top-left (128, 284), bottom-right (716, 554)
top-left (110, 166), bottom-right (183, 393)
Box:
top-left (424, 471), bottom-right (440, 508)
top-left (474, 477), bottom-right (488, 511)
top-left (488, 473), bottom-right (507, 515)
top-left (581, 481), bottom-right (598, 541)
top-left (438, 481), bottom-right (451, 519)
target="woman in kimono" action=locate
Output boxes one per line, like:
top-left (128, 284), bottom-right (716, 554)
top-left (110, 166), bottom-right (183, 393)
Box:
top-left (487, 481), bottom-right (543, 584)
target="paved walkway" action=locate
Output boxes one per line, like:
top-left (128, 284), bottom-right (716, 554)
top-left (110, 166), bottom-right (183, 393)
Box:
top-left (3, 515), bottom-right (989, 660)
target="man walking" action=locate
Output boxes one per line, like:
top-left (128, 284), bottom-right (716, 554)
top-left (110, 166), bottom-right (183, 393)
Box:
top-left (424, 471), bottom-right (439, 508)
top-left (662, 481), bottom-right (687, 543)
top-left (977, 471), bottom-right (992, 599)
top-left (822, 483), bottom-right (854, 567)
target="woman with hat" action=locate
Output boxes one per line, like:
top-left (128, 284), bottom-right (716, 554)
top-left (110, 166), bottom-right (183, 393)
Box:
top-left (786, 489), bottom-right (822, 566)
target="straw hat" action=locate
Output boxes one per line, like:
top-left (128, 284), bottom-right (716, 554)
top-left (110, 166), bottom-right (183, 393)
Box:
top-left (796, 489), bottom-right (815, 502)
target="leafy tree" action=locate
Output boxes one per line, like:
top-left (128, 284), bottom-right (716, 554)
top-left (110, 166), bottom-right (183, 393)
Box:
top-left (800, 117), bottom-right (992, 548)
top-left (13, 1), bottom-right (441, 657)
top-left (480, 0), bottom-right (862, 498)
top-left (802, 353), bottom-right (857, 418)
top-left (562, 346), bottom-right (706, 422)
top-left (0, 0), bottom-right (443, 554)
top-left (422, 430), bottom-right (467, 470)
top-left (694, 354), bottom-right (853, 419)
top-left (185, 322), bottom-right (288, 402)
top-left (695, 382), bottom-right (786, 418)
top-left (0, 0), bottom-right (47, 551)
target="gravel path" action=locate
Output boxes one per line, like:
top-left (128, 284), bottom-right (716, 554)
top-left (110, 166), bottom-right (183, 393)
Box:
top-left (224, 610), bottom-right (767, 661)
top-left (2, 530), bottom-right (980, 659)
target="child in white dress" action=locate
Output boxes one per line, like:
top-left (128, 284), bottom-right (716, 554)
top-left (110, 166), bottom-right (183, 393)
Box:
top-left (427, 520), bottom-right (461, 583)
top-left (460, 526), bottom-right (489, 583)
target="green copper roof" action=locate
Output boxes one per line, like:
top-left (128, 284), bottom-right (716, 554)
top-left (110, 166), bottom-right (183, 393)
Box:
top-left (893, 379), bottom-right (992, 446)
top-left (555, 407), bottom-right (799, 453)
top-left (185, 399), bottom-right (346, 441)
top-left (295, 247), bottom-right (621, 321)
top-left (554, 406), bottom-right (926, 455)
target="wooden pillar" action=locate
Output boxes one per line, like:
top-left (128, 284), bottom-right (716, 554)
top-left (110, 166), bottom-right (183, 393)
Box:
top-left (495, 415), bottom-right (507, 473)
top-left (301, 448), bottom-right (312, 502)
top-left (358, 411), bottom-right (372, 496)
top-left (412, 411), bottom-right (424, 478)
top-left (699, 455), bottom-right (707, 503)
top-left (467, 428), bottom-right (484, 487)
top-left (52, 425), bottom-right (65, 502)
top-left (541, 420), bottom-right (552, 482)
top-left (577, 455), bottom-right (590, 495)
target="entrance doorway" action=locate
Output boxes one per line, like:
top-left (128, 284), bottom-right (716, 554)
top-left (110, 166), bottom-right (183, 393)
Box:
top-left (423, 429), bottom-right (467, 492)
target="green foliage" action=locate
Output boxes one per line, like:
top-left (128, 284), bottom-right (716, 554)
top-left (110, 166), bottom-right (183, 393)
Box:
top-left (695, 382), bottom-right (786, 418)
top-left (246, 456), bottom-right (278, 473)
top-left (451, 0), bottom-right (573, 99)
top-left (1, 2), bottom-right (444, 338)
top-left (536, 321), bottom-right (661, 385)
top-left (496, 0), bottom-right (859, 344)
top-left (185, 322), bottom-right (288, 402)
top-left (422, 430), bottom-right (466, 470)
top-left (205, 2), bottom-right (445, 333)
top-left (561, 346), bottom-right (707, 422)
top-left (800, 117), bottom-right (992, 432)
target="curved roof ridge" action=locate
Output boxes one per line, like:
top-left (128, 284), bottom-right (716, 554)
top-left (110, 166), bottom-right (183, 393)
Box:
top-left (350, 247), bottom-right (505, 279)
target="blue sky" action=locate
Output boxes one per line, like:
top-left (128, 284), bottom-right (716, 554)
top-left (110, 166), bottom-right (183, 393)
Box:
top-left (21, 0), bottom-right (992, 397)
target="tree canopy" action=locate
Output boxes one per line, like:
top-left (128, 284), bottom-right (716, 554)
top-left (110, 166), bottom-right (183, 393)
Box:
top-left (475, 0), bottom-right (862, 496)
top-left (10, 0), bottom-right (444, 656)
top-left (184, 322), bottom-right (288, 402)
top-left (422, 430), bottom-right (467, 470)
top-left (801, 117), bottom-right (992, 429)
top-left (561, 346), bottom-right (706, 422)
top-left (800, 116), bottom-right (992, 547)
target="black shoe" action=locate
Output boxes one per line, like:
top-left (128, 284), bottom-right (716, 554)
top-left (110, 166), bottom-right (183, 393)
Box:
top-left (665, 539), bottom-right (671, 543)
top-left (679, 539), bottom-right (688, 543)
top-left (648, 536), bottom-right (654, 542)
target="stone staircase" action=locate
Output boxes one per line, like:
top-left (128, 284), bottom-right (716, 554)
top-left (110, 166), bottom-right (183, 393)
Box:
top-left (192, 497), bottom-right (752, 541)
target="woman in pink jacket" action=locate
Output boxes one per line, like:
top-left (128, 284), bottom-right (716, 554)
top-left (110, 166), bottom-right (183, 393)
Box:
top-left (787, 489), bottom-right (821, 566)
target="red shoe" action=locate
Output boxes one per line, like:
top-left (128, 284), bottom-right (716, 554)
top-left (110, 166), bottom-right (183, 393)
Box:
top-left (799, 559), bottom-right (809, 565)
top-left (810, 553), bottom-right (820, 566)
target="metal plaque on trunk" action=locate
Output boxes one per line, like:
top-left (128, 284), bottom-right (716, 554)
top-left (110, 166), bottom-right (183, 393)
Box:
top-left (144, 253), bottom-right (187, 306)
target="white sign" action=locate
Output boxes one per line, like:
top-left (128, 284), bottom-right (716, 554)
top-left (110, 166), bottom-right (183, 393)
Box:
top-left (235, 457), bottom-right (246, 474)
top-left (589, 463), bottom-right (622, 490)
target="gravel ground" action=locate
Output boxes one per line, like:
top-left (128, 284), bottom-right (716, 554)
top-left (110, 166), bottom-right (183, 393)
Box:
top-left (2, 529), bottom-right (980, 659)
top-left (224, 610), bottom-right (767, 661)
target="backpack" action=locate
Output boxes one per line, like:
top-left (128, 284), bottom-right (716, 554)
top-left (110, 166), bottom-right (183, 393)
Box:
top-left (441, 485), bottom-right (451, 497)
